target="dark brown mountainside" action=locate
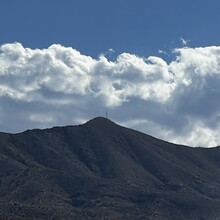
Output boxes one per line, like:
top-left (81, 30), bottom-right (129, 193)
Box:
top-left (0, 117), bottom-right (220, 219)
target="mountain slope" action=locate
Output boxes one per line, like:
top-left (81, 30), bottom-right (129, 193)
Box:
top-left (0, 117), bottom-right (220, 219)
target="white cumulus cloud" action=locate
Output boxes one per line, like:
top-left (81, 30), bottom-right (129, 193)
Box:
top-left (1, 42), bottom-right (220, 147)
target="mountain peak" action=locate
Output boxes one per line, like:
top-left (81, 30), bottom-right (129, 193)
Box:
top-left (0, 117), bottom-right (220, 219)
top-left (85, 116), bottom-right (116, 127)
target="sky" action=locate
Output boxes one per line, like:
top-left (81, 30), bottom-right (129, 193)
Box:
top-left (1, 0), bottom-right (220, 147)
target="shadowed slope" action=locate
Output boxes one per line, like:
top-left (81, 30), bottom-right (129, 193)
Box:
top-left (0, 117), bottom-right (220, 219)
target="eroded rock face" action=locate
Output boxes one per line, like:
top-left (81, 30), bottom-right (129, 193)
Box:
top-left (0, 117), bottom-right (220, 219)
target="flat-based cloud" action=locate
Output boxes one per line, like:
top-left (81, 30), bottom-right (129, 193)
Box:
top-left (1, 42), bottom-right (220, 147)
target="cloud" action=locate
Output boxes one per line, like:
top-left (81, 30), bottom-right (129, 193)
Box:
top-left (158, 49), bottom-right (168, 55)
top-left (180, 37), bottom-right (189, 47)
top-left (1, 43), bottom-right (220, 147)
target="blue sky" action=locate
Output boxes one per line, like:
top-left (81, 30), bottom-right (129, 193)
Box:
top-left (1, 0), bottom-right (220, 147)
top-left (1, 0), bottom-right (220, 57)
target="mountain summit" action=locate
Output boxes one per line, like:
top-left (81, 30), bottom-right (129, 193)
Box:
top-left (0, 117), bottom-right (220, 219)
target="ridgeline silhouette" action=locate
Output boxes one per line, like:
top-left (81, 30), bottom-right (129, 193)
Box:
top-left (0, 117), bottom-right (220, 219)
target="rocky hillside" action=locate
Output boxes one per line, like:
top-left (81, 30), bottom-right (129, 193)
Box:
top-left (0, 117), bottom-right (220, 219)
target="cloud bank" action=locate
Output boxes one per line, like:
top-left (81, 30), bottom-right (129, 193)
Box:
top-left (1, 43), bottom-right (220, 147)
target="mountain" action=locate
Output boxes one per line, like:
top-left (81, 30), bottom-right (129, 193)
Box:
top-left (0, 117), bottom-right (220, 219)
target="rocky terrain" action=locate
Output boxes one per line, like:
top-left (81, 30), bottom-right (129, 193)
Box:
top-left (0, 117), bottom-right (220, 219)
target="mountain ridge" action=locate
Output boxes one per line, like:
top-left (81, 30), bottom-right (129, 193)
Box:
top-left (0, 117), bottom-right (220, 219)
